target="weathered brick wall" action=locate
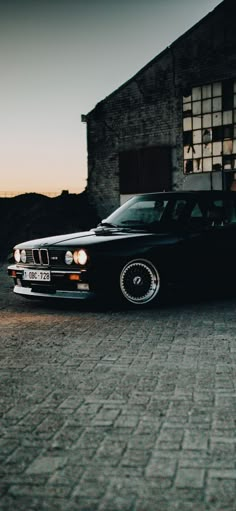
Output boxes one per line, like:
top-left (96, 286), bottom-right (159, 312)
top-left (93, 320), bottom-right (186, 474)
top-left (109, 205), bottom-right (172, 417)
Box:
top-left (87, 0), bottom-right (236, 219)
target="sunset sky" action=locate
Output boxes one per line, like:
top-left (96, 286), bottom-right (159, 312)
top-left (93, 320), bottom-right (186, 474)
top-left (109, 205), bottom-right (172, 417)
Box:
top-left (0, 0), bottom-right (220, 196)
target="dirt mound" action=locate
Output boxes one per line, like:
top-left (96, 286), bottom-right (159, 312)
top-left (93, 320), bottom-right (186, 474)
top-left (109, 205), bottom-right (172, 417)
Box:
top-left (0, 191), bottom-right (99, 261)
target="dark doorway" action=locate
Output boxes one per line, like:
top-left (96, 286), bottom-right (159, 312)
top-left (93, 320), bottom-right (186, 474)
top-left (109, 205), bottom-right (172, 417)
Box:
top-left (119, 146), bottom-right (171, 194)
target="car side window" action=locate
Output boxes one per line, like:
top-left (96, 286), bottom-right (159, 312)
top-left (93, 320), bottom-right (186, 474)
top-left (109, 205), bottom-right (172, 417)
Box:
top-left (206, 200), bottom-right (225, 227)
top-left (225, 199), bottom-right (236, 224)
top-left (187, 201), bottom-right (207, 228)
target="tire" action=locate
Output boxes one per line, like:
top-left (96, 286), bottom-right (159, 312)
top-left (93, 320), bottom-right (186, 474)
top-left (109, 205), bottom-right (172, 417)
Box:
top-left (120, 258), bottom-right (160, 305)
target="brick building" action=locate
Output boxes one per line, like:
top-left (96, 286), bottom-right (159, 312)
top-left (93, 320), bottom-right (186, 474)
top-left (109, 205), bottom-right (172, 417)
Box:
top-left (85, 0), bottom-right (236, 219)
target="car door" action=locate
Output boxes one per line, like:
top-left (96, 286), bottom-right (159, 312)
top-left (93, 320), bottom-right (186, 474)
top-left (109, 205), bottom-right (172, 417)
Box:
top-left (185, 196), bottom-right (236, 286)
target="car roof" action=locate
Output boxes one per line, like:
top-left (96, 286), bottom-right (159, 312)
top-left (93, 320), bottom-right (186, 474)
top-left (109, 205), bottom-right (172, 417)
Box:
top-left (136, 190), bottom-right (236, 199)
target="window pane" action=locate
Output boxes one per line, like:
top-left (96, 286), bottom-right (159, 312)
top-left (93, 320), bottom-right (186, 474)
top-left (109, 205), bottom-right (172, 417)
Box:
top-left (193, 144), bottom-right (202, 158)
top-left (233, 140), bottom-right (236, 153)
top-left (193, 117), bottom-right (201, 129)
top-left (213, 82), bottom-right (222, 96)
top-left (213, 97), bottom-right (222, 111)
top-left (183, 117), bottom-right (192, 131)
top-left (203, 114), bottom-right (212, 127)
top-left (213, 112), bottom-right (222, 126)
top-left (202, 84), bottom-right (212, 99)
top-left (193, 130), bottom-right (202, 143)
top-left (213, 142), bottom-right (222, 155)
top-left (192, 87), bottom-right (201, 100)
top-left (223, 111), bottom-right (233, 125)
top-left (184, 146), bottom-right (192, 159)
top-left (192, 101), bottom-right (201, 115)
top-left (203, 158), bottom-right (212, 171)
top-left (202, 99), bottom-right (211, 113)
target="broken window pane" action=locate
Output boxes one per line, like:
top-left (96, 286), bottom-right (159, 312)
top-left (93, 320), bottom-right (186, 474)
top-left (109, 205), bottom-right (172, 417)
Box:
top-left (224, 125), bottom-right (233, 139)
top-left (183, 130), bottom-right (192, 145)
top-left (223, 140), bottom-right (233, 154)
top-left (202, 128), bottom-right (212, 144)
top-left (223, 156), bottom-right (233, 169)
top-left (212, 126), bottom-right (223, 141)
top-left (203, 143), bottom-right (212, 157)
top-left (183, 102), bottom-right (192, 113)
top-left (193, 159), bottom-right (202, 172)
top-left (213, 156), bottom-right (222, 171)
top-left (183, 94), bottom-right (192, 103)
top-left (184, 160), bottom-right (193, 174)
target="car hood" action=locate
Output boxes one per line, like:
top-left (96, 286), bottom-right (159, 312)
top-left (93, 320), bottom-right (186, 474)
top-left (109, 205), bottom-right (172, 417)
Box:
top-left (14, 226), bottom-right (179, 250)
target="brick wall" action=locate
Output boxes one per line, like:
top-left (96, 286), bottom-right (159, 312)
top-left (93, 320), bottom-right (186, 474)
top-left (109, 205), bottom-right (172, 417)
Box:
top-left (86, 0), bottom-right (236, 219)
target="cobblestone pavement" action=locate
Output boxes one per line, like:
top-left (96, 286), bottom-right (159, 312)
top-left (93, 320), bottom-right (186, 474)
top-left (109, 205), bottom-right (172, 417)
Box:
top-left (1, 263), bottom-right (236, 510)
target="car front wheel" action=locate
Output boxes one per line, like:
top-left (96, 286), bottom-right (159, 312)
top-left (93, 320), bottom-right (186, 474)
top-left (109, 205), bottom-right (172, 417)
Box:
top-left (120, 259), bottom-right (160, 305)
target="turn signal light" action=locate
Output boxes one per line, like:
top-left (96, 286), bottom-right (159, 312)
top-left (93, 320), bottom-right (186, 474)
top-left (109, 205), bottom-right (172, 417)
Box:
top-left (69, 274), bottom-right (80, 281)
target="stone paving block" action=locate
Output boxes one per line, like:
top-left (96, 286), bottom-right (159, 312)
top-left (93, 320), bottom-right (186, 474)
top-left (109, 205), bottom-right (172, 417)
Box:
top-left (26, 456), bottom-right (67, 475)
top-left (175, 468), bottom-right (205, 488)
top-left (182, 429), bottom-right (209, 450)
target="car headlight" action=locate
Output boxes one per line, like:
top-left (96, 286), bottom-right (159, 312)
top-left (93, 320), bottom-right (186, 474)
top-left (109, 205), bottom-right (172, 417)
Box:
top-left (20, 249), bottom-right (27, 263)
top-left (14, 249), bottom-right (21, 263)
top-left (65, 250), bottom-right (73, 265)
top-left (73, 249), bottom-right (88, 265)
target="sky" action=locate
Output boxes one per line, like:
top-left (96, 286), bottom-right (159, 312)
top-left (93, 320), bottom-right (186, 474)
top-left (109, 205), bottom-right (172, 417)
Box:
top-left (0, 0), bottom-right (221, 196)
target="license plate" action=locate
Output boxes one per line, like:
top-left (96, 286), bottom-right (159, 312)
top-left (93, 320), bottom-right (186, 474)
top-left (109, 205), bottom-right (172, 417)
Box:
top-left (23, 269), bottom-right (51, 282)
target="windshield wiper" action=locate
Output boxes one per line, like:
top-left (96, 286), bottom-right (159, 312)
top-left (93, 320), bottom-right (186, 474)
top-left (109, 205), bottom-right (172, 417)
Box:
top-left (98, 221), bottom-right (118, 228)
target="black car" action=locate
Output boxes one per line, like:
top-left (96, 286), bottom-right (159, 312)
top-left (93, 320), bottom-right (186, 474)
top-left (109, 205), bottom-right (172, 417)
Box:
top-left (7, 191), bottom-right (236, 306)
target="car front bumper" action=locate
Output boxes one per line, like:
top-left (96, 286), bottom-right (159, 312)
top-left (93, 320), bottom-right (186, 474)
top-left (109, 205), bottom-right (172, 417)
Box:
top-left (8, 264), bottom-right (95, 300)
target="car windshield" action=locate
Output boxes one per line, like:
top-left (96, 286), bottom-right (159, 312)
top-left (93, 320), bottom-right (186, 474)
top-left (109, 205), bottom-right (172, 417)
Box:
top-left (103, 196), bottom-right (182, 229)
top-left (102, 194), bottom-right (236, 230)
